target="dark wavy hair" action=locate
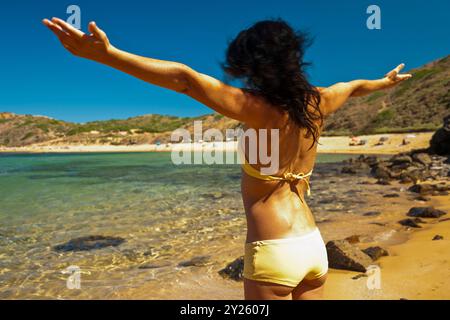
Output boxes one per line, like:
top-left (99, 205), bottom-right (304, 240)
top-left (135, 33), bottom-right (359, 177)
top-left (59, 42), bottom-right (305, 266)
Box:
top-left (222, 19), bottom-right (323, 147)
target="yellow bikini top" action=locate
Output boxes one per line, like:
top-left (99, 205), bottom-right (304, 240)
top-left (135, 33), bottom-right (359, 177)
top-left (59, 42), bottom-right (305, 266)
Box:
top-left (241, 158), bottom-right (313, 196)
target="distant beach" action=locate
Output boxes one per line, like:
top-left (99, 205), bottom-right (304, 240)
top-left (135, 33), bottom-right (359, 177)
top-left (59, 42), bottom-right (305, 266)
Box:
top-left (0, 132), bottom-right (434, 155)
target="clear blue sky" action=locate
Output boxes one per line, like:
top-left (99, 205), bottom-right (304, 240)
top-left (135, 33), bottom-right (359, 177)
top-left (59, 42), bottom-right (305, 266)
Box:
top-left (1, 0), bottom-right (449, 123)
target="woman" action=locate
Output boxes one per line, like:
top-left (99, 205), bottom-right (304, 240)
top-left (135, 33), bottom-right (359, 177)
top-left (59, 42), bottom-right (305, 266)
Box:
top-left (43, 17), bottom-right (411, 300)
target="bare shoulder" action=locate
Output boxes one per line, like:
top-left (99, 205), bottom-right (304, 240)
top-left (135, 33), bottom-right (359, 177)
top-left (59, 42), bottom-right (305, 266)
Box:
top-left (242, 89), bottom-right (285, 126)
top-left (314, 83), bottom-right (353, 116)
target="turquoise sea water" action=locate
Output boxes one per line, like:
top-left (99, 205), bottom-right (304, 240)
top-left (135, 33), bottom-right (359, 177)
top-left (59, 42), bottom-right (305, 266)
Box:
top-left (0, 152), bottom-right (353, 299)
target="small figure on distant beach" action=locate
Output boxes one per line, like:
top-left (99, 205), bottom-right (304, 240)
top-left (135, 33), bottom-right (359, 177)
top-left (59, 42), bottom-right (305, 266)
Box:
top-left (43, 17), bottom-right (412, 300)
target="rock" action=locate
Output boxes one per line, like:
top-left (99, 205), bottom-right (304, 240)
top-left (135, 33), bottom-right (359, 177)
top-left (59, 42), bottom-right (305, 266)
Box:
top-left (53, 235), bottom-right (125, 252)
top-left (345, 235), bottom-right (360, 244)
top-left (369, 222), bottom-right (386, 226)
top-left (178, 255), bottom-right (211, 267)
top-left (376, 179), bottom-right (391, 185)
top-left (371, 166), bottom-right (392, 180)
top-left (391, 163), bottom-right (413, 172)
top-left (138, 262), bottom-right (172, 269)
top-left (409, 184), bottom-right (432, 195)
top-left (383, 193), bottom-right (400, 198)
top-left (218, 256), bottom-right (244, 281)
top-left (412, 153), bottom-right (432, 166)
top-left (429, 115), bottom-right (450, 156)
top-left (432, 235), bottom-right (444, 241)
top-left (362, 246), bottom-right (389, 261)
top-left (326, 240), bottom-right (373, 272)
top-left (398, 218), bottom-right (424, 228)
top-left (399, 170), bottom-right (422, 184)
top-left (352, 274), bottom-right (368, 280)
top-left (363, 211), bottom-right (382, 217)
top-left (122, 249), bottom-right (140, 261)
top-left (415, 195), bottom-right (431, 202)
top-left (201, 192), bottom-right (225, 200)
top-left (364, 156), bottom-right (380, 167)
top-left (391, 155), bottom-right (413, 165)
top-left (341, 166), bottom-right (357, 174)
top-left (407, 207), bottom-right (447, 218)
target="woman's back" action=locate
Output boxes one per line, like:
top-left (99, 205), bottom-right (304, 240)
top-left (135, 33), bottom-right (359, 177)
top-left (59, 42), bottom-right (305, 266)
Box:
top-left (241, 97), bottom-right (322, 243)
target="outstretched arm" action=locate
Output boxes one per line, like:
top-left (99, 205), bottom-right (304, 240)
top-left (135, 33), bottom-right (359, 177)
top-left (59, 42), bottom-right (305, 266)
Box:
top-left (319, 64), bottom-right (412, 116)
top-left (42, 18), bottom-right (269, 125)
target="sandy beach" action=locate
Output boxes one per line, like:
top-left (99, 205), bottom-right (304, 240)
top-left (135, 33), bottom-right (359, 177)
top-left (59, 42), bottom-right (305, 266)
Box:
top-left (325, 194), bottom-right (450, 300)
top-left (0, 132), bottom-right (434, 155)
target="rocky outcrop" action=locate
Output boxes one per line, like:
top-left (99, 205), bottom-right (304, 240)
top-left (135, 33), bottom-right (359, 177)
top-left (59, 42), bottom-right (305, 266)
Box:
top-left (53, 235), bottom-right (125, 252)
top-left (326, 240), bottom-right (373, 272)
top-left (218, 256), bottom-right (244, 281)
top-left (429, 115), bottom-right (450, 156)
top-left (342, 143), bottom-right (449, 188)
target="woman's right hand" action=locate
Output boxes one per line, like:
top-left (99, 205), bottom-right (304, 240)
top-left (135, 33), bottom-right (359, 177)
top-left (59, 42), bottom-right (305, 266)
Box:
top-left (43, 17), bottom-right (111, 63)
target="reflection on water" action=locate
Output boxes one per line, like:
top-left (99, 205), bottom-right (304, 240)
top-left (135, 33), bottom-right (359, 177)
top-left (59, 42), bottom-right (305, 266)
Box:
top-left (0, 152), bottom-right (354, 299)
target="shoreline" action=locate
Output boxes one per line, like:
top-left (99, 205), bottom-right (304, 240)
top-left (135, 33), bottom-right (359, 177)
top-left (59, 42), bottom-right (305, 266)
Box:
top-left (0, 132), bottom-right (434, 155)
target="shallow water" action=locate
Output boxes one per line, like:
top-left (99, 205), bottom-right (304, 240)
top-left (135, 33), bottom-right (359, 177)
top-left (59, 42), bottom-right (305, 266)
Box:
top-left (0, 152), bottom-right (356, 299)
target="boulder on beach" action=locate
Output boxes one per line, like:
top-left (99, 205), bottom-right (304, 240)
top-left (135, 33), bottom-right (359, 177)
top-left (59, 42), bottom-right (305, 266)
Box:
top-left (362, 246), bottom-right (389, 261)
top-left (409, 183), bottom-right (449, 196)
top-left (326, 240), bottom-right (373, 273)
top-left (53, 235), bottom-right (126, 252)
top-left (429, 115), bottom-right (450, 156)
top-left (407, 207), bottom-right (447, 218)
top-left (409, 184), bottom-right (435, 195)
top-left (432, 235), bottom-right (444, 241)
top-left (218, 256), bottom-right (244, 281)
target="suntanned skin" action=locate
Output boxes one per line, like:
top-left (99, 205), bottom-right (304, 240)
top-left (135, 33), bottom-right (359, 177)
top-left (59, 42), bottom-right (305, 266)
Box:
top-left (43, 18), bottom-right (412, 300)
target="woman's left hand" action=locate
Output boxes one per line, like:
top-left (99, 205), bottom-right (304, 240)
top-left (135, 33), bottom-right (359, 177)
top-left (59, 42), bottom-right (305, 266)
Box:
top-left (381, 63), bottom-right (413, 89)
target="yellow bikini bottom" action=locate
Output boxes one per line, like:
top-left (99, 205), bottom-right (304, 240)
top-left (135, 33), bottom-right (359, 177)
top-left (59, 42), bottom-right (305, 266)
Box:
top-left (243, 228), bottom-right (328, 287)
